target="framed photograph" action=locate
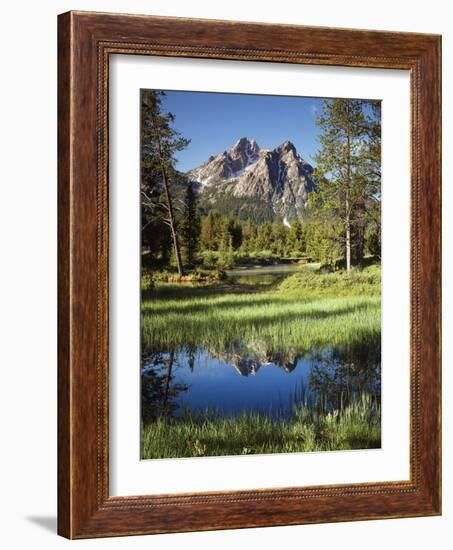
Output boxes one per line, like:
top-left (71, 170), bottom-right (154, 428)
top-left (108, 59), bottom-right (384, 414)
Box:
top-left (58, 11), bottom-right (441, 538)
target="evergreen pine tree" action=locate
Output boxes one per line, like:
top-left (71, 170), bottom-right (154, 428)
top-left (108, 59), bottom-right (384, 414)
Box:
top-left (311, 98), bottom-right (373, 270)
top-left (181, 181), bottom-right (200, 268)
top-left (141, 90), bottom-right (190, 275)
top-left (200, 210), bottom-right (223, 251)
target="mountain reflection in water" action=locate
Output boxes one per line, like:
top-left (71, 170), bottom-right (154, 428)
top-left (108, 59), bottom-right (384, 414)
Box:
top-left (141, 340), bottom-right (380, 423)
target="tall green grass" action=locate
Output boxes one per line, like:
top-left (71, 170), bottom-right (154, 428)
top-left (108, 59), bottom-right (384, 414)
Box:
top-left (141, 394), bottom-right (381, 459)
top-left (141, 264), bottom-right (381, 354)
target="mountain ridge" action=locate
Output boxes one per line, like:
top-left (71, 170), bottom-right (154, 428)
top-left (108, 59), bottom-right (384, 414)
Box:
top-left (187, 137), bottom-right (315, 221)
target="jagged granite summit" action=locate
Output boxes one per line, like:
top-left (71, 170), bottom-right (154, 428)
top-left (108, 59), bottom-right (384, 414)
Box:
top-left (187, 137), bottom-right (315, 221)
top-left (188, 137), bottom-right (261, 184)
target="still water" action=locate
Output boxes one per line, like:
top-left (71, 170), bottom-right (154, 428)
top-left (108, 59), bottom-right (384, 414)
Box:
top-left (141, 266), bottom-right (380, 422)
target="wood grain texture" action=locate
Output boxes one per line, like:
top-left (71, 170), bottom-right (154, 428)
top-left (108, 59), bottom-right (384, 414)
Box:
top-left (57, 11), bottom-right (72, 538)
top-left (57, 10), bottom-right (442, 539)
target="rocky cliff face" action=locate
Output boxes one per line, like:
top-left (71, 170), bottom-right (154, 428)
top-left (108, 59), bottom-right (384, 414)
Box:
top-left (188, 137), bottom-right (261, 184)
top-left (187, 137), bottom-right (315, 220)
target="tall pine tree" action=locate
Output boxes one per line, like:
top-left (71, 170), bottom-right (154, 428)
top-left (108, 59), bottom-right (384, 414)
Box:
top-left (361, 100), bottom-right (382, 258)
top-left (141, 90), bottom-right (190, 276)
top-left (181, 180), bottom-right (200, 268)
top-left (200, 210), bottom-right (223, 251)
top-left (311, 99), bottom-right (374, 271)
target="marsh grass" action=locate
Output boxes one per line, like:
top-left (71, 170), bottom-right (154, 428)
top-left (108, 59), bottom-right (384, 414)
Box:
top-left (141, 264), bottom-right (381, 354)
top-left (141, 394), bottom-right (381, 459)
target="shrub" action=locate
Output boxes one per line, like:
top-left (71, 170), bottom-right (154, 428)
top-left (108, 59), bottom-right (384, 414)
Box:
top-left (201, 250), bottom-right (218, 269)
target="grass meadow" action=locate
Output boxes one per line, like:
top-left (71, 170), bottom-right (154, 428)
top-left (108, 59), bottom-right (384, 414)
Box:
top-left (141, 264), bottom-right (381, 355)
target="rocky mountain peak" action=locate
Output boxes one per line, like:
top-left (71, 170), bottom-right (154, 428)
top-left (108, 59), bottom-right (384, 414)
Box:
top-left (228, 137), bottom-right (260, 170)
top-left (232, 136), bottom-right (259, 153)
top-left (187, 137), bottom-right (260, 186)
top-left (188, 137), bottom-right (315, 221)
top-left (276, 140), bottom-right (297, 155)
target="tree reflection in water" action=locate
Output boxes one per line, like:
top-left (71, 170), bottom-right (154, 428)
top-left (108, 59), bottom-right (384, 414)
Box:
top-left (307, 341), bottom-right (381, 410)
top-left (141, 349), bottom-right (189, 423)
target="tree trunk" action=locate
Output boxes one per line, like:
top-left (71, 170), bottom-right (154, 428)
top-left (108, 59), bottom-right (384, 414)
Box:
top-left (345, 206), bottom-right (351, 272)
top-left (345, 102), bottom-right (352, 272)
top-left (150, 111), bottom-right (184, 276)
top-left (162, 177), bottom-right (184, 276)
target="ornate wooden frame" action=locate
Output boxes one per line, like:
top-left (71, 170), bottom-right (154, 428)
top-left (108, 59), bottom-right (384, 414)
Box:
top-left (58, 10), bottom-right (441, 539)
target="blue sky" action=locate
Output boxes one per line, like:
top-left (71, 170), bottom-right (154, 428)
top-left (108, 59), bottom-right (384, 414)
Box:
top-left (159, 91), bottom-right (325, 172)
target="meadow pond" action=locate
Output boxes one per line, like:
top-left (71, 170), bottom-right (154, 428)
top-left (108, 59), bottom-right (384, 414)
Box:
top-left (141, 264), bottom-right (381, 458)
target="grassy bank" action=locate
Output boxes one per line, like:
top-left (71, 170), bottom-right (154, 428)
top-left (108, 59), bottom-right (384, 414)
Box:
top-left (141, 394), bottom-right (381, 459)
top-left (141, 264), bottom-right (381, 355)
